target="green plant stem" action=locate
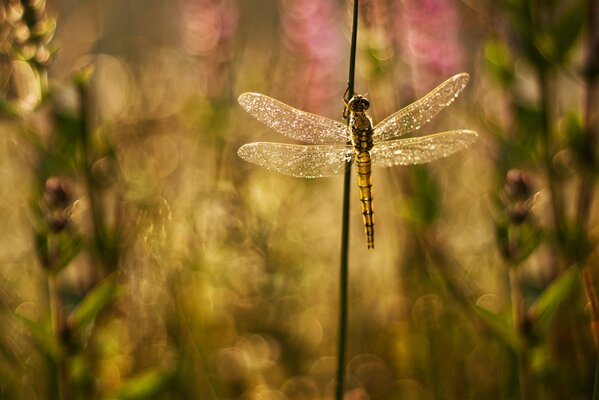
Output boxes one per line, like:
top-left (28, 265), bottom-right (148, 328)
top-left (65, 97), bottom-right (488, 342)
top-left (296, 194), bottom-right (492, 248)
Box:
top-left (77, 78), bottom-right (109, 274)
top-left (169, 283), bottom-right (220, 400)
top-left (537, 69), bottom-right (564, 245)
top-left (425, 239), bottom-right (520, 351)
top-left (582, 263), bottom-right (599, 400)
top-left (576, 1), bottom-right (599, 397)
top-left (594, 351), bottom-right (599, 400)
top-left (577, 0), bottom-right (599, 227)
top-left (335, 1), bottom-right (358, 399)
top-left (336, 170), bottom-right (351, 400)
top-left (48, 274), bottom-right (70, 400)
top-left (508, 267), bottom-right (533, 400)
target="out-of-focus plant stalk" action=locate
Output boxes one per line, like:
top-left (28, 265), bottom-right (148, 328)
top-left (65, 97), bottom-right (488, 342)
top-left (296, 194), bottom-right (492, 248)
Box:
top-left (537, 69), bottom-right (565, 241)
top-left (76, 71), bottom-right (110, 274)
top-left (7, 0), bottom-right (73, 397)
top-left (578, 1), bottom-right (599, 397)
top-left (508, 266), bottom-right (533, 400)
top-left (577, 0), bottom-right (599, 226)
top-left (584, 261), bottom-right (599, 400)
top-left (499, 168), bottom-right (537, 400)
top-left (336, 1), bottom-right (358, 399)
top-left (76, 64), bottom-right (123, 278)
top-left (48, 273), bottom-right (71, 400)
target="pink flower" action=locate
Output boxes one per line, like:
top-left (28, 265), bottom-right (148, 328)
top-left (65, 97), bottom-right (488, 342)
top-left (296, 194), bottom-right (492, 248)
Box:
top-left (395, 0), bottom-right (464, 93)
top-left (181, 0), bottom-right (238, 57)
top-left (180, 0), bottom-right (239, 97)
top-left (280, 0), bottom-right (344, 114)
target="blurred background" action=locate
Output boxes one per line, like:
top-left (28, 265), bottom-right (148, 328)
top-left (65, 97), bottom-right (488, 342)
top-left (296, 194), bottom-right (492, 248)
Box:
top-left (0, 0), bottom-right (598, 399)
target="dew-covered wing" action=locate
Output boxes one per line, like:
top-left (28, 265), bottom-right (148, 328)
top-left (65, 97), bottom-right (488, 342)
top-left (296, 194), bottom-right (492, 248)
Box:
top-left (238, 93), bottom-right (349, 144)
top-left (370, 130), bottom-right (477, 167)
top-left (238, 142), bottom-right (353, 178)
top-left (373, 73), bottom-right (470, 143)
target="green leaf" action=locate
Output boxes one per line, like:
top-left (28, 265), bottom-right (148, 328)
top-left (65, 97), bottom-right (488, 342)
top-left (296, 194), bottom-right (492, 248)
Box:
top-left (551, 0), bottom-right (585, 63)
top-left (563, 220), bottom-right (593, 263)
top-left (398, 166), bottom-right (440, 227)
top-left (529, 267), bottom-right (580, 331)
top-left (484, 39), bottom-right (515, 86)
top-left (34, 230), bottom-right (50, 269)
top-left (561, 109), bottom-right (594, 176)
top-left (502, 1), bottom-right (548, 69)
top-left (51, 234), bottom-right (84, 274)
top-left (68, 275), bottom-right (121, 333)
top-left (512, 223), bottom-right (544, 264)
top-left (14, 314), bottom-right (60, 361)
top-left (473, 305), bottom-right (521, 353)
top-left (514, 101), bottom-right (543, 151)
top-left (0, 98), bottom-right (19, 118)
top-left (562, 110), bottom-right (584, 154)
top-left (493, 221), bottom-right (543, 265)
top-left (107, 369), bottom-right (173, 400)
top-left (494, 221), bottom-right (511, 261)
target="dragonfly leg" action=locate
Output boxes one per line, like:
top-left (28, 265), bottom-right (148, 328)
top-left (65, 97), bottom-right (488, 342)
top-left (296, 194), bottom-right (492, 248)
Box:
top-left (342, 85), bottom-right (351, 120)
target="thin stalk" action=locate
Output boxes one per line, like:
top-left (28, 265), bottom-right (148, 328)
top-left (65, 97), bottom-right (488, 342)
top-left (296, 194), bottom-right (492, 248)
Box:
top-left (537, 69), bottom-right (564, 242)
top-left (582, 264), bottom-right (599, 400)
top-left (582, 268), bottom-right (599, 348)
top-left (508, 267), bottom-right (533, 400)
top-left (336, 171), bottom-right (351, 400)
top-left (577, 0), bottom-right (599, 225)
top-left (77, 76), bottom-right (109, 274)
top-left (576, 1), bottom-right (599, 397)
top-left (336, 1), bottom-right (359, 399)
top-left (594, 351), bottom-right (599, 400)
top-left (169, 283), bottom-right (220, 400)
top-left (48, 274), bottom-right (70, 400)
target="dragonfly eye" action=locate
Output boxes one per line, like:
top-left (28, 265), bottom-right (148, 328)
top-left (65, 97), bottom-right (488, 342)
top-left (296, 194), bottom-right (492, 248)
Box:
top-left (349, 96), bottom-right (369, 111)
top-left (360, 98), bottom-right (370, 110)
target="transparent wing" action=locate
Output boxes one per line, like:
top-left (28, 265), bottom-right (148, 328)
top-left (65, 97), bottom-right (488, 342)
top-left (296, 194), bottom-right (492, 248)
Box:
top-left (239, 93), bottom-right (349, 144)
top-left (238, 142), bottom-right (353, 178)
top-left (373, 73), bottom-right (470, 143)
top-left (371, 130), bottom-right (477, 167)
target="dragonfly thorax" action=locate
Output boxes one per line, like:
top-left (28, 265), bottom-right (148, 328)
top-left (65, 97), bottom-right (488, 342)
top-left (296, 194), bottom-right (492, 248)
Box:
top-left (350, 109), bottom-right (374, 152)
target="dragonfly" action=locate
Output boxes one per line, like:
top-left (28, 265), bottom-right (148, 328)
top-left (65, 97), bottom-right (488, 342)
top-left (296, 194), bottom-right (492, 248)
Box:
top-left (237, 73), bottom-right (477, 249)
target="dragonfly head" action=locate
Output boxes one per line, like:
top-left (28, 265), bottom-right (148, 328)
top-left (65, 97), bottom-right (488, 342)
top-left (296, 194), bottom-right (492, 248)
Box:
top-left (347, 95), bottom-right (370, 112)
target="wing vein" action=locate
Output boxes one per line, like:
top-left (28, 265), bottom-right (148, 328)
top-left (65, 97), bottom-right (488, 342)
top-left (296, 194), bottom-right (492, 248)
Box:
top-left (371, 130), bottom-right (477, 167)
top-left (239, 93), bottom-right (349, 144)
top-left (238, 142), bottom-right (353, 178)
top-left (373, 73), bottom-right (470, 142)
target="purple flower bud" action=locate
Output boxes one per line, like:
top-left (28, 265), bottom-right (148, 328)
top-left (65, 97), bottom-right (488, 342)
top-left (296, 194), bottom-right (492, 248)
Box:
top-left (502, 169), bottom-right (534, 225)
top-left (44, 176), bottom-right (71, 209)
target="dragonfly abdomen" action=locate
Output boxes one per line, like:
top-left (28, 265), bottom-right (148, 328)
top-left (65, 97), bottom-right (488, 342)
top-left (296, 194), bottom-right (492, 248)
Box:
top-left (349, 104), bottom-right (375, 249)
top-left (355, 150), bottom-right (374, 249)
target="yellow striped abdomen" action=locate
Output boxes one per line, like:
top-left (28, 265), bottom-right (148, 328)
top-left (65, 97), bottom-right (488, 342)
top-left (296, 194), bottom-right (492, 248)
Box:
top-left (355, 150), bottom-right (374, 249)
top-left (348, 98), bottom-right (375, 249)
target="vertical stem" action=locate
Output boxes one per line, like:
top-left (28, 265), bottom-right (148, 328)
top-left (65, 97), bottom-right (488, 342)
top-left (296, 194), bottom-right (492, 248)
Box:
top-left (537, 69), bottom-right (564, 242)
top-left (583, 268), bottom-right (599, 347)
top-left (583, 264), bottom-right (599, 400)
top-left (336, 1), bottom-right (359, 399)
top-left (347, 0), bottom-right (359, 98)
top-left (577, 0), bottom-right (599, 225)
top-left (509, 267), bottom-right (533, 400)
top-left (594, 351), bottom-right (599, 400)
top-left (48, 274), bottom-right (70, 400)
top-left (336, 170), bottom-right (351, 400)
top-left (577, 1), bottom-right (599, 397)
top-left (77, 75), bottom-right (109, 274)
